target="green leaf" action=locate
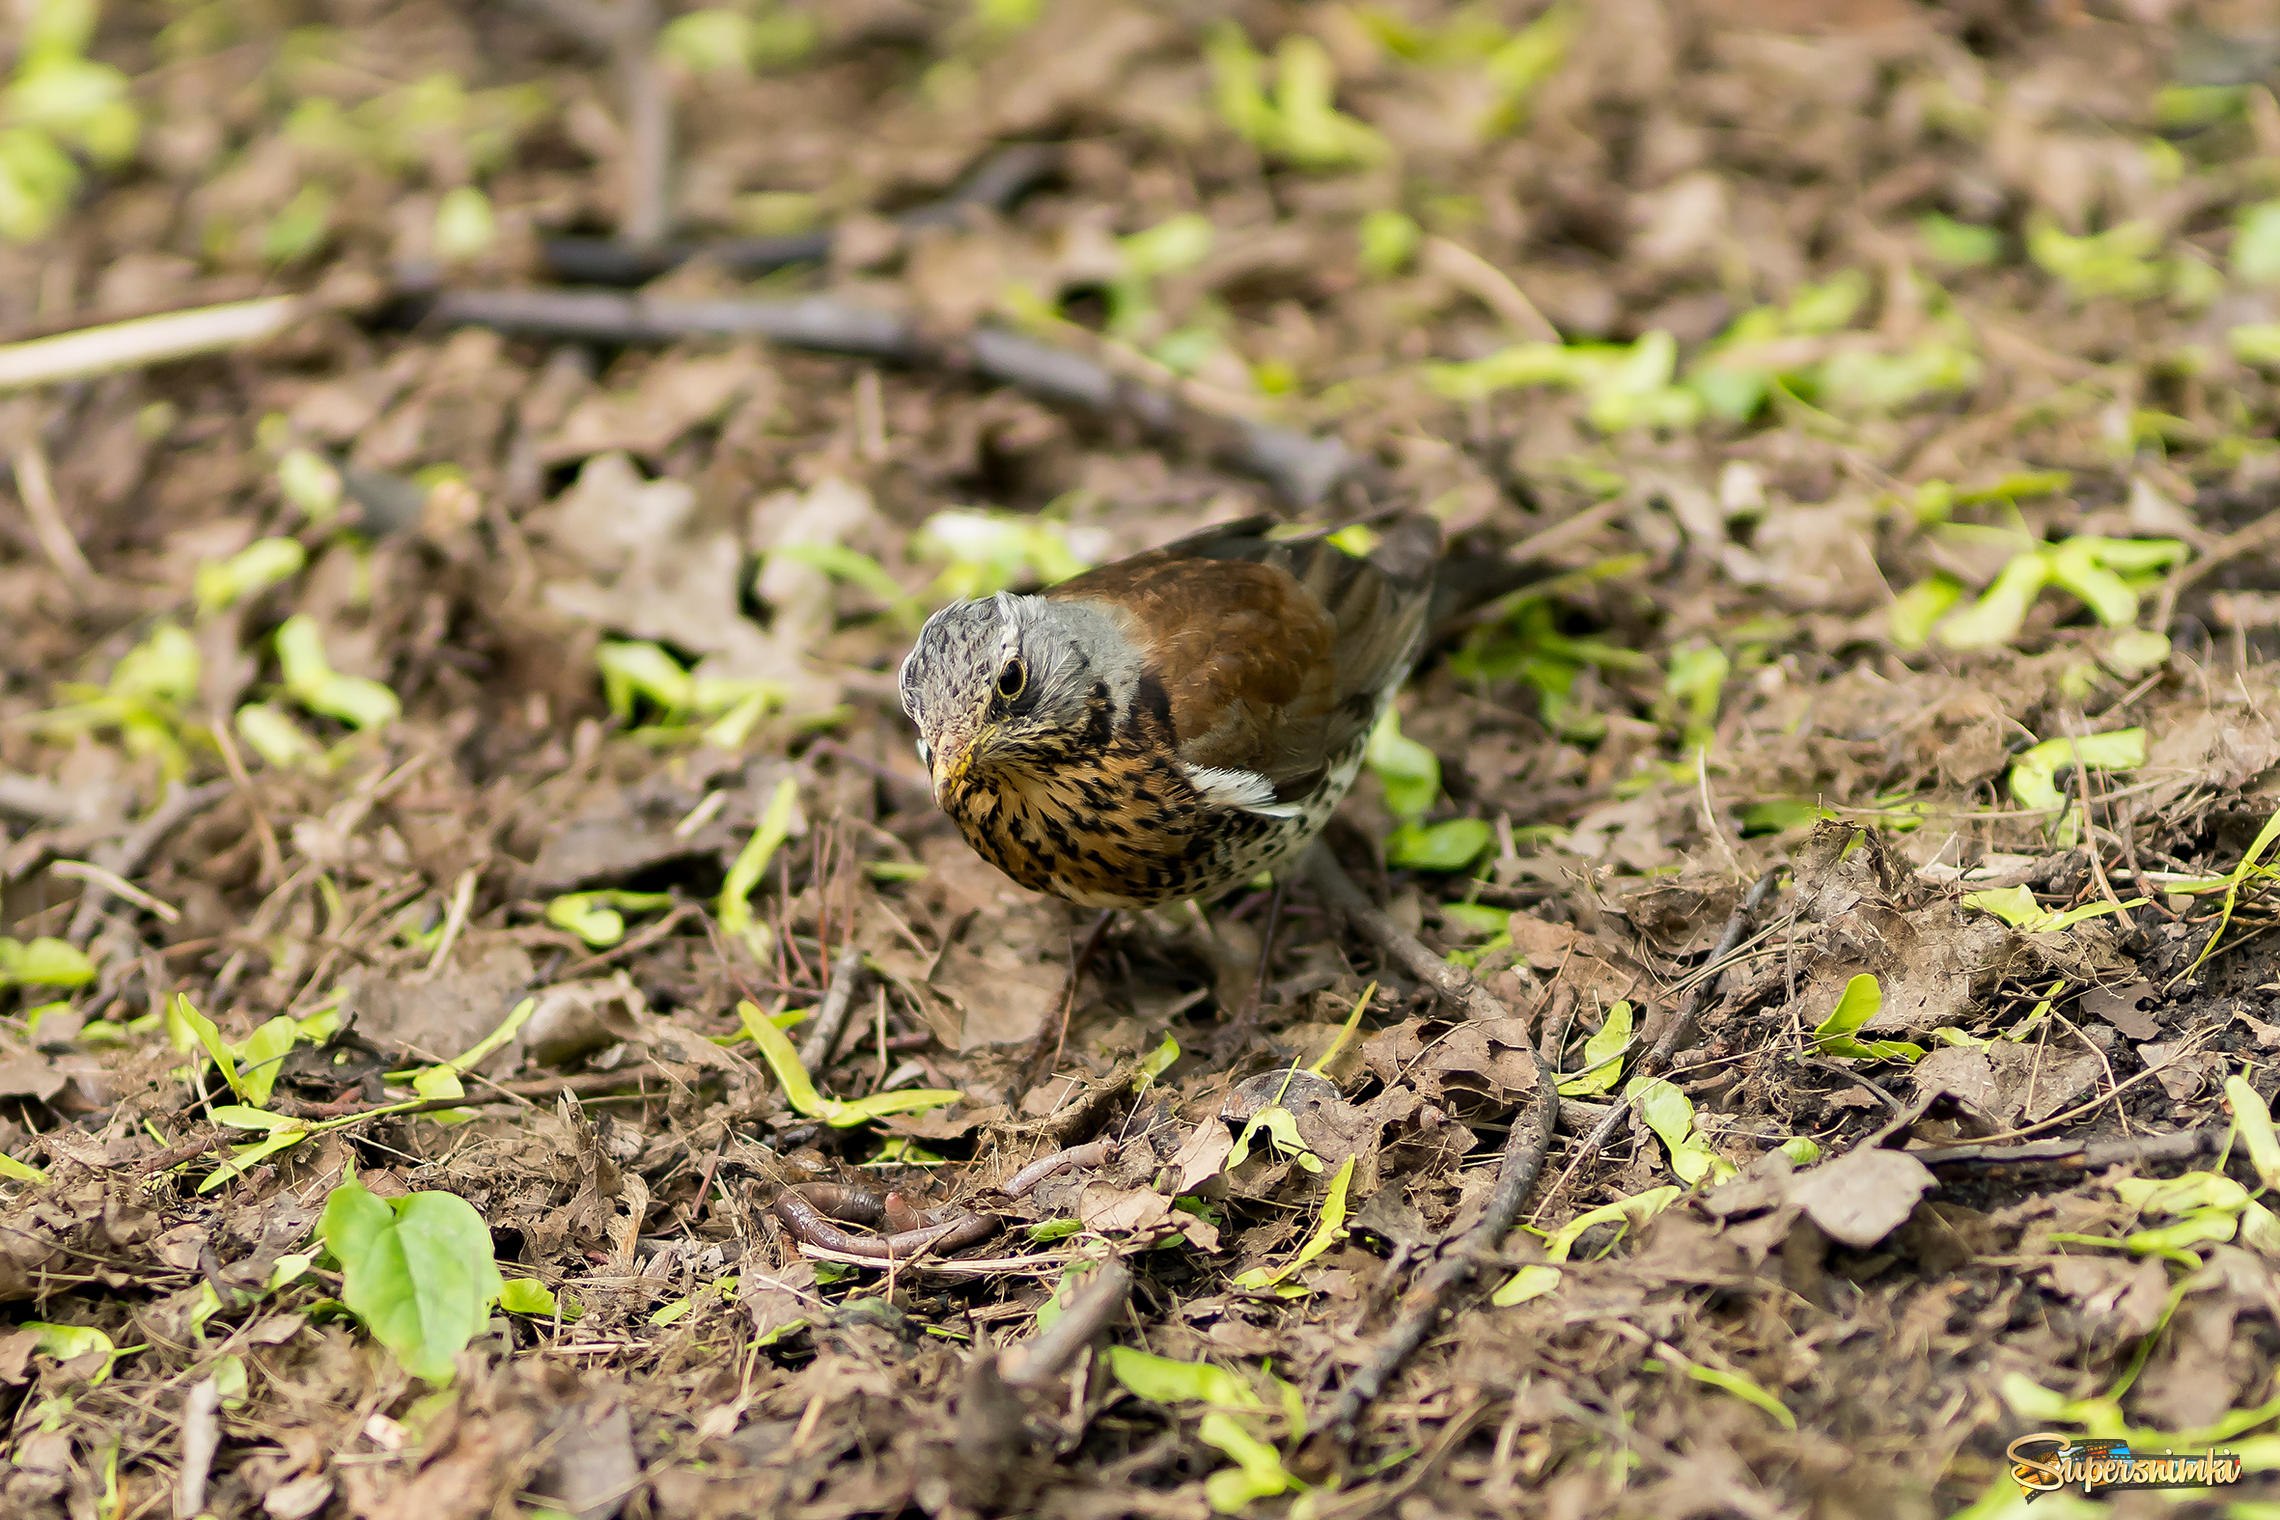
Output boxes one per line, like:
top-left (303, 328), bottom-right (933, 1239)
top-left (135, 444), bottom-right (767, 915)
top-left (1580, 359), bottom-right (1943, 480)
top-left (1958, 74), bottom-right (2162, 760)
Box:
top-left (232, 1015), bottom-right (302, 1108)
top-left (319, 1179), bottom-right (503, 1384)
top-left (275, 447), bottom-right (343, 521)
top-left (1815, 973), bottom-right (1881, 1037)
top-left (2007, 728), bottom-right (2147, 811)
top-left (1226, 1103), bottom-right (1320, 1173)
top-left (1557, 1001), bottom-right (1632, 1096)
top-left (2047, 539), bottom-right (2138, 626)
top-left (2228, 1077), bottom-right (2280, 1193)
top-left (1962, 885), bottom-right (2143, 934)
top-left (23, 1321), bottom-right (121, 1383)
top-left (235, 702), bottom-right (325, 770)
top-left (720, 778), bottom-right (799, 943)
top-left (1104, 1346), bottom-right (1262, 1409)
top-left (0, 1149), bottom-right (47, 1184)
top-left (0, 935), bottom-right (95, 988)
top-left (498, 1278), bottom-right (580, 1320)
top-left (1674, 1359), bottom-right (1797, 1430)
top-left (1888, 575), bottom-right (1964, 650)
top-left (198, 1130), bottom-right (307, 1193)
top-left (1385, 817), bottom-right (1493, 872)
top-left (546, 890), bottom-right (672, 947)
top-left (1917, 212), bottom-right (2002, 269)
top-left (209, 1105), bottom-right (297, 1132)
top-left (276, 615), bottom-right (400, 730)
top-left (194, 537), bottom-right (306, 616)
top-left (431, 186), bottom-right (495, 263)
top-left (596, 640), bottom-right (695, 721)
top-left (736, 1000), bottom-right (961, 1127)
top-left (1933, 551), bottom-right (2049, 650)
top-left (1358, 209), bottom-right (1420, 276)
top-left (1198, 1411), bottom-right (1300, 1511)
top-left (1136, 1034), bottom-right (1180, 1090)
top-left (1364, 709), bottom-right (1439, 820)
top-left (1233, 1156), bottom-right (1354, 1291)
top-left (2235, 201), bottom-right (2280, 284)
top-left (770, 542), bottom-right (923, 628)
top-left (1628, 1076), bottom-right (1732, 1185)
top-left (1492, 1185), bottom-right (1682, 1305)
top-left (2231, 322), bottom-right (2280, 367)
top-left (2178, 802), bottom-right (2280, 984)
top-left (171, 994), bottom-right (250, 1101)
top-left (1809, 973), bottom-right (1923, 1062)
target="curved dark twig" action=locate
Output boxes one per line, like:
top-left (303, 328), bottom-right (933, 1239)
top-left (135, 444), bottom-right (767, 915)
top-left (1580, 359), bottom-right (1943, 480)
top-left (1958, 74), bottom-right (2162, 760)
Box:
top-left (402, 286), bottom-right (1357, 506)
top-left (1304, 844), bottom-right (1563, 1440)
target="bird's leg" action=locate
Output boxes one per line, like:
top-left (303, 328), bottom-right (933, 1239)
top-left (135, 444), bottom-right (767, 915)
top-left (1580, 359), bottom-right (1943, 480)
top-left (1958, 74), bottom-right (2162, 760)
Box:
top-left (1204, 879), bottom-right (1287, 1058)
top-left (1026, 908), bottom-right (1116, 1091)
top-left (1246, 878), bottom-right (1288, 1021)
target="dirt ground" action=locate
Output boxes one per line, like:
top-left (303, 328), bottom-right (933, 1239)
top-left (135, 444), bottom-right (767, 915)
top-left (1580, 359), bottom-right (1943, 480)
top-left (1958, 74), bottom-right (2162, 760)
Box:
top-left (9, 1), bottom-right (2280, 1516)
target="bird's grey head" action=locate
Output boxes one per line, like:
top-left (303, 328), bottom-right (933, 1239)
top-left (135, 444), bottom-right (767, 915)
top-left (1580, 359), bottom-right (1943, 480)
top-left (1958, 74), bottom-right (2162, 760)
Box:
top-left (898, 591), bottom-right (1138, 803)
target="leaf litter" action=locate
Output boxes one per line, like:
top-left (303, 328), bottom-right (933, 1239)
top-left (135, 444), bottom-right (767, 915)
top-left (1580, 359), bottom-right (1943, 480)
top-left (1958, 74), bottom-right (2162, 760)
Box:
top-left (10, 3), bottom-right (2280, 1518)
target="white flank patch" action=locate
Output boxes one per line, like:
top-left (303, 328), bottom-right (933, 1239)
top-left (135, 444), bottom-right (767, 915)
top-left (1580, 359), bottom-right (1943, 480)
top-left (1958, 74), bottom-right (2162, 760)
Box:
top-left (1183, 764), bottom-right (1304, 818)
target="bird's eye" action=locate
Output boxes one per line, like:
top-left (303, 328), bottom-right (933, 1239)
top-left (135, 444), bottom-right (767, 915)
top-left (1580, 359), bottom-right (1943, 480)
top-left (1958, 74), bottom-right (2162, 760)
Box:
top-left (995, 658), bottom-right (1027, 702)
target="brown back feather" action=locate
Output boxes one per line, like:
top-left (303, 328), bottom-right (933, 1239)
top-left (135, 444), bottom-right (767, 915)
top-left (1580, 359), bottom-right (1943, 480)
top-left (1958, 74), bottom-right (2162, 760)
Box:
top-left (1045, 516), bottom-right (1437, 793)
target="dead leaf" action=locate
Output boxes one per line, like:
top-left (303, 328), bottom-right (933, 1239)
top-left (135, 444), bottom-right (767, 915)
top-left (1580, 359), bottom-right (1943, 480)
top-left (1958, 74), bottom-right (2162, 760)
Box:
top-left (1783, 1146), bottom-right (1934, 1248)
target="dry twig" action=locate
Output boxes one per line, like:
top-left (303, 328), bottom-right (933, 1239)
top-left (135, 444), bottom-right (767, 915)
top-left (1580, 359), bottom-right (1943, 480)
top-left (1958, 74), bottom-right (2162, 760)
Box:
top-left (999, 1258), bottom-right (1132, 1388)
top-left (408, 286), bottom-right (1355, 505)
top-left (1907, 1126), bottom-right (2223, 1171)
top-left (1304, 844), bottom-right (1562, 1439)
top-left (67, 782), bottom-right (230, 945)
top-left (0, 297), bottom-right (305, 393)
top-left (795, 943), bottom-right (868, 1073)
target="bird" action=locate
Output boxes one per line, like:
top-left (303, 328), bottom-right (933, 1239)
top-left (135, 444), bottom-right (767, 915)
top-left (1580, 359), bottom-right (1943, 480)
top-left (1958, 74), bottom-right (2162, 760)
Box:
top-left (897, 514), bottom-right (1440, 919)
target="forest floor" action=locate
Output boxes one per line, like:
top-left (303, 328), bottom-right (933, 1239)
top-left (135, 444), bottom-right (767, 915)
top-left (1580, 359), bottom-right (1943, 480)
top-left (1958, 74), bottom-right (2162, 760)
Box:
top-left (7, 2), bottom-right (2280, 1517)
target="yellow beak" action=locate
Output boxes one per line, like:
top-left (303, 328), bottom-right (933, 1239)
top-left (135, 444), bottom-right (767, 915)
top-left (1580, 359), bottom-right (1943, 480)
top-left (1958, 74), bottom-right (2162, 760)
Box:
top-left (930, 731), bottom-right (979, 804)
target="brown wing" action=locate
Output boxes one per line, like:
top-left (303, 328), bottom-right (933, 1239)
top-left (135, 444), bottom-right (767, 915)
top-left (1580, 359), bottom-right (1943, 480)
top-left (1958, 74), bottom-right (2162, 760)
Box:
top-left (1046, 517), bottom-right (1436, 794)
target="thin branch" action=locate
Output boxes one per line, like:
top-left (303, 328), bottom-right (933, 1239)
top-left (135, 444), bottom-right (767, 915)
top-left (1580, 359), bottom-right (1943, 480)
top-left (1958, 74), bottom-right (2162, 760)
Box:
top-left (795, 942), bottom-right (868, 1073)
top-left (1305, 844), bottom-right (1561, 1439)
top-left (10, 442), bottom-right (92, 587)
top-left (406, 286), bottom-right (1356, 505)
top-left (1906, 1126), bottom-right (2223, 1171)
top-left (67, 782), bottom-right (231, 945)
top-left (999, 1258), bottom-right (1131, 1387)
top-left (0, 297), bottom-right (304, 393)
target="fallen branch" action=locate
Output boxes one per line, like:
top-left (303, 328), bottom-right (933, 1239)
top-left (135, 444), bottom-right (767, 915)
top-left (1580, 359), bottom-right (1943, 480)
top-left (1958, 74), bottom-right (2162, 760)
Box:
top-left (1303, 843), bottom-right (1525, 1023)
top-left (795, 942), bottom-right (868, 1073)
top-left (0, 297), bottom-right (304, 393)
top-left (407, 286), bottom-right (1356, 505)
top-left (67, 781), bottom-right (231, 945)
top-left (1306, 843), bottom-right (1562, 1439)
top-left (274, 1066), bottom-right (682, 1121)
top-left (539, 143), bottom-right (1063, 285)
top-left (1908, 1126), bottom-right (2223, 1171)
top-left (999, 1257), bottom-right (1131, 1387)
top-left (1532, 864), bottom-right (1785, 1218)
